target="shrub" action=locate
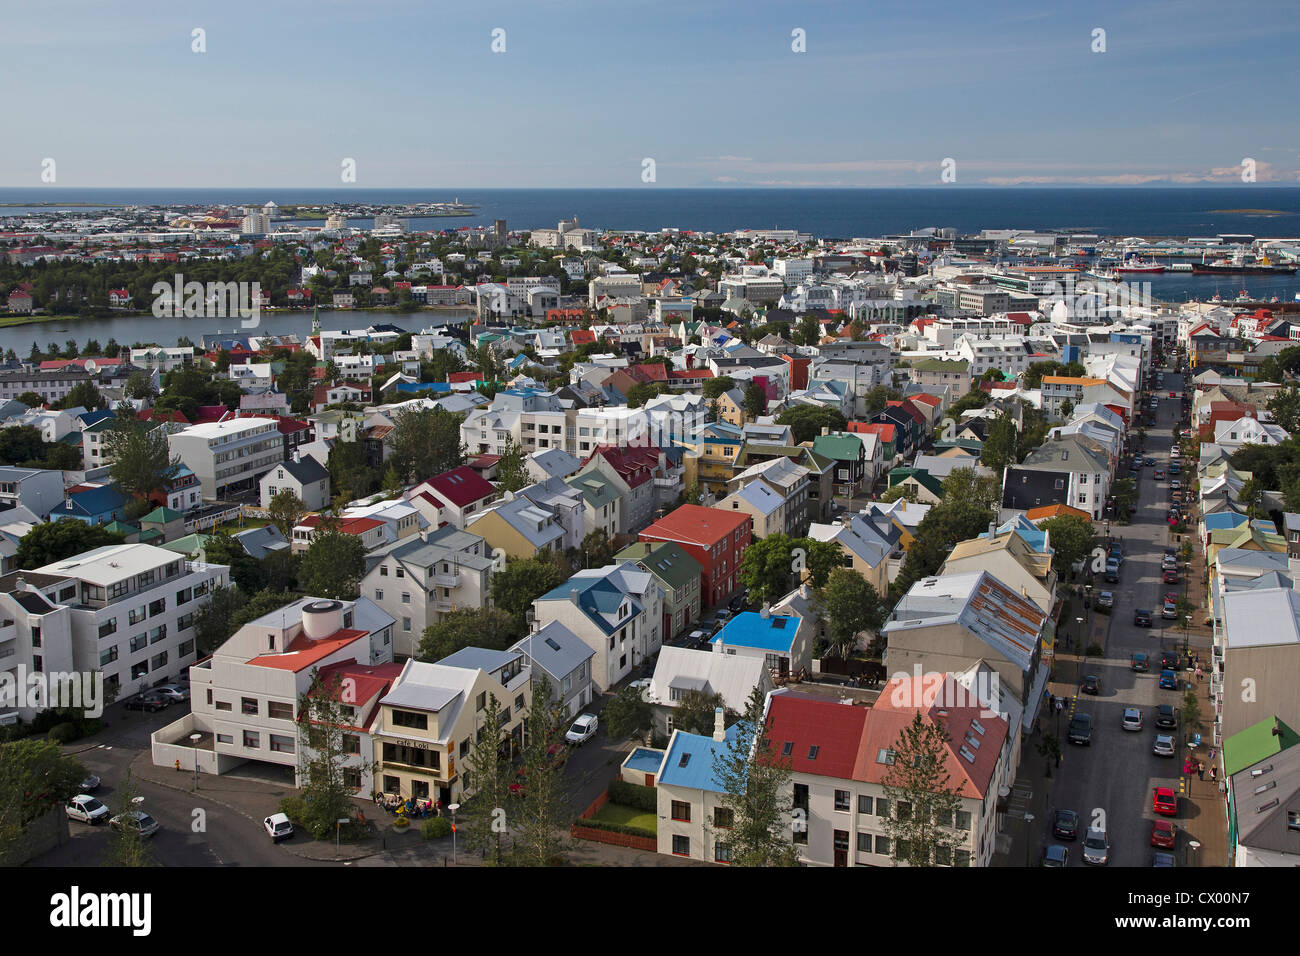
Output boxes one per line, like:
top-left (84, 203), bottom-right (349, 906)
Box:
top-left (47, 722), bottom-right (79, 744)
top-left (608, 779), bottom-right (657, 813)
top-left (650, 731), bottom-right (668, 749)
top-left (279, 796), bottom-right (309, 824)
top-left (422, 817), bottom-right (451, 840)
top-left (1094, 604), bottom-right (1111, 616)
top-left (573, 818), bottom-right (655, 840)
top-left (1086, 642), bottom-right (1104, 657)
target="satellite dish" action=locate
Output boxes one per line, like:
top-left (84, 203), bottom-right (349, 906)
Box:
top-left (84, 359), bottom-right (98, 373)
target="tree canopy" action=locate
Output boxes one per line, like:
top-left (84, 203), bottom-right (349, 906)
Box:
top-left (16, 519), bottom-right (126, 568)
top-left (775, 405), bottom-right (847, 444)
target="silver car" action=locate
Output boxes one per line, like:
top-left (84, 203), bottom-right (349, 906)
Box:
top-left (1153, 733), bottom-right (1176, 757)
top-left (1082, 826), bottom-right (1109, 865)
top-left (1122, 707), bottom-right (1143, 731)
top-left (110, 810), bottom-right (159, 838)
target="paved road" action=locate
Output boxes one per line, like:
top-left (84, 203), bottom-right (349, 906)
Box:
top-left (1034, 369), bottom-right (1202, 867)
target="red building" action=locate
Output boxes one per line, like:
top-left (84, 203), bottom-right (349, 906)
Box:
top-left (638, 504), bottom-right (752, 609)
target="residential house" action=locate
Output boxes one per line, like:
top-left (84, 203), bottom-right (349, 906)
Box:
top-left (259, 456), bottom-right (331, 511)
top-left (646, 646), bottom-right (771, 735)
top-left (509, 620), bottom-right (596, 718)
top-left (639, 504), bottom-right (752, 609)
top-left (615, 540), bottom-right (703, 640)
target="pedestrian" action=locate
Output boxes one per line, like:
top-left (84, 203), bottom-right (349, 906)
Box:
top-left (1210, 766), bottom-right (1218, 783)
top-left (1197, 761), bottom-right (1205, 781)
top-left (1196, 665), bottom-right (1202, 683)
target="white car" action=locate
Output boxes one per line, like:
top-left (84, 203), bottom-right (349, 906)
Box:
top-left (565, 713), bottom-right (599, 746)
top-left (264, 813), bottom-right (294, 843)
top-left (1122, 707), bottom-right (1143, 732)
top-left (66, 794), bottom-right (111, 824)
top-left (110, 810), bottom-right (159, 838)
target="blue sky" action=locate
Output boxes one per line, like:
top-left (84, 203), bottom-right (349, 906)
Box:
top-left (3, 0), bottom-right (1299, 188)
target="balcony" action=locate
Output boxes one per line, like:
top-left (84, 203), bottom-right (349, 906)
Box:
top-left (0, 619), bottom-right (14, 644)
top-left (431, 571), bottom-right (459, 588)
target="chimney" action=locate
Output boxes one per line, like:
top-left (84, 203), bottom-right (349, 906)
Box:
top-left (799, 582), bottom-right (811, 600)
top-left (760, 602), bottom-right (771, 619)
top-left (712, 706), bottom-right (726, 742)
top-left (570, 588), bottom-right (579, 606)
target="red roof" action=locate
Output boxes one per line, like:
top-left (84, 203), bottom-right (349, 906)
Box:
top-left (137, 408), bottom-right (191, 425)
top-left (275, 416), bottom-right (311, 434)
top-left (426, 465), bottom-right (495, 507)
top-left (569, 329), bottom-right (597, 345)
top-left (848, 422), bottom-right (896, 443)
top-left (764, 695), bottom-right (869, 779)
top-left (448, 371), bottom-right (480, 384)
top-left (298, 515), bottom-right (385, 536)
top-left (193, 405), bottom-right (231, 424)
top-left (640, 504), bottom-right (750, 548)
top-left (909, 393), bottom-right (941, 408)
top-left (247, 628), bottom-right (370, 672)
top-left (885, 400), bottom-right (926, 426)
top-left (588, 445), bottom-right (658, 489)
top-left (312, 659), bottom-right (405, 729)
top-left (668, 367), bottom-right (714, 380)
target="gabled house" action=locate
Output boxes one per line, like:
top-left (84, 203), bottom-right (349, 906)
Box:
top-left (646, 645), bottom-right (771, 734)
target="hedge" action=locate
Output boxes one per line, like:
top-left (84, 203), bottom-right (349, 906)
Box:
top-left (47, 722), bottom-right (78, 744)
top-left (422, 817), bottom-right (451, 840)
top-left (608, 779), bottom-right (657, 813)
top-left (572, 817), bottom-right (656, 840)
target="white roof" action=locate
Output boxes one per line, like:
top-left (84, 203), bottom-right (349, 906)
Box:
top-left (36, 543), bottom-right (186, 585)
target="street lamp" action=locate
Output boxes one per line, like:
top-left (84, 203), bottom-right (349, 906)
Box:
top-left (449, 803), bottom-right (460, 863)
top-left (1076, 616), bottom-right (1085, 657)
top-left (1023, 812), bottom-right (1035, 868)
top-left (189, 733), bottom-right (202, 791)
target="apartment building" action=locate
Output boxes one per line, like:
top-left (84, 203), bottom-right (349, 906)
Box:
top-left (639, 504), bottom-right (752, 609)
top-left (168, 416), bottom-right (284, 500)
top-left (726, 457), bottom-right (812, 537)
top-left (0, 466), bottom-right (64, 519)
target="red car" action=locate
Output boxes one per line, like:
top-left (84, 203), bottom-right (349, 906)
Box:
top-left (1151, 819), bottom-right (1176, 848)
top-left (1164, 591), bottom-right (1179, 605)
top-left (1153, 787), bottom-right (1178, 816)
top-left (1163, 569), bottom-right (1178, 584)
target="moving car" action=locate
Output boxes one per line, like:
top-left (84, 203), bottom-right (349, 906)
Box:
top-left (264, 813), bottom-right (294, 842)
top-left (66, 795), bottom-right (110, 824)
top-left (1096, 591), bottom-right (1114, 609)
top-left (1134, 608), bottom-right (1152, 627)
top-left (1153, 787), bottom-right (1178, 816)
top-left (1042, 845), bottom-right (1069, 867)
top-left (1081, 674), bottom-right (1100, 695)
top-left (1131, 652), bottom-right (1150, 672)
top-left (1067, 713), bottom-right (1093, 745)
top-left (110, 810), bottom-right (159, 838)
top-left (565, 712), bottom-right (599, 746)
top-left (1082, 826), bottom-right (1110, 865)
top-left (1150, 819), bottom-right (1176, 848)
top-left (1052, 808), bottom-right (1080, 841)
top-left (1159, 669), bottom-right (1179, 690)
top-left (1144, 457), bottom-right (1156, 467)
top-left (1122, 707), bottom-right (1143, 731)
top-left (1156, 704), bottom-right (1178, 729)
top-left (1154, 468), bottom-right (1165, 479)
top-left (1153, 733), bottom-right (1176, 757)
top-left (124, 692), bottom-right (169, 713)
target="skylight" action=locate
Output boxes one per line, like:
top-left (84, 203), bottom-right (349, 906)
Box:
top-left (678, 752), bottom-right (690, 767)
top-left (959, 746), bottom-right (976, 763)
top-left (544, 638), bottom-right (561, 651)
top-left (970, 719), bottom-right (986, 735)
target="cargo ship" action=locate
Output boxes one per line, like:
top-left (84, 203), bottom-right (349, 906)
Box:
top-left (1191, 252), bottom-right (1295, 275)
top-left (1116, 259), bottom-right (1165, 273)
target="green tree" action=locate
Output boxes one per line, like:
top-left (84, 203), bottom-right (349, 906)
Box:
top-left (104, 419), bottom-right (178, 499)
top-left (512, 675), bottom-right (568, 866)
top-left (124, 371), bottom-right (158, 401)
top-left (299, 530), bottom-right (366, 599)
top-left (794, 313), bottom-right (821, 347)
top-left (939, 467), bottom-right (1001, 513)
top-left (201, 531), bottom-right (266, 594)
top-left (192, 585), bottom-right (248, 655)
top-left (491, 556), bottom-right (566, 624)
top-left (775, 405), bottom-right (847, 444)
top-left (0, 425), bottom-right (46, 465)
top-left (16, 519), bottom-right (126, 568)
top-left (821, 568), bottom-right (884, 657)
top-left (267, 488), bottom-right (308, 542)
top-left (864, 384), bottom-right (902, 413)
top-left (1110, 477), bottom-right (1138, 524)
top-left (294, 668), bottom-right (367, 839)
top-left (461, 691), bottom-right (512, 863)
top-left (59, 380), bottom-right (105, 411)
top-left (672, 689), bottom-right (728, 735)
top-left (893, 500), bottom-right (997, 598)
top-left (1182, 685), bottom-right (1203, 734)
top-left (701, 375), bottom-right (736, 400)
top-left (743, 382), bottom-right (767, 418)
top-left (576, 529), bottom-right (616, 569)
top-left (980, 411), bottom-right (1017, 476)
top-left (711, 686), bottom-right (799, 866)
top-left (417, 607), bottom-right (521, 661)
top-left (603, 684), bottom-right (652, 741)
top-left (1038, 513), bottom-right (1096, 576)
top-left (0, 739), bottom-right (86, 861)
top-left (880, 711), bottom-right (965, 867)
top-left (327, 437), bottom-right (375, 503)
top-left (16, 391), bottom-right (45, 409)
top-left (228, 588), bottom-right (297, 633)
top-left (388, 406), bottom-right (466, 483)
top-left (625, 381), bottom-right (667, 408)
top-left (494, 435), bottom-right (530, 493)
top-left (103, 773), bottom-right (152, 867)
top-left (1267, 386), bottom-right (1300, 434)
top-left (879, 483), bottom-right (919, 504)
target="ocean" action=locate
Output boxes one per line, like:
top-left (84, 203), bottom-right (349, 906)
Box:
top-left (4, 186), bottom-right (1300, 239)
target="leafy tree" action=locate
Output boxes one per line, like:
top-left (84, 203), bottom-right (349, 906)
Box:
top-left (625, 381), bottom-right (667, 408)
top-left (388, 406), bottom-right (466, 483)
top-left (0, 425), bottom-right (46, 465)
top-left (417, 607), bottom-right (521, 661)
top-left (603, 684), bottom-right (652, 741)
top-left (575, 529), bottom-right (616, 569)
top-left (701, 376), bottom-right (736, 400)
top-left (1110, 477), bottom-right (1138, 524)
top-left (104, 419), bottom-right (178, 499)
top-left (881, 711), bottom-right (965, 867)
top-left (775, 405), bottom-right (847, 444)
top-left (1267, 386), bottom-right (1300, 435)
top-left (228, 588), bottom-right (296, 633)
top-left (461, 691), bottom-right (512, 863)
top-left (103, 773), bottom-right (152, 867)
top-left (738, 533), bottom-right (803, 604)
top-left (939, 467), bottom-right (1001, 513)
top-left (16, 391), bottom-right (45, 408)
top-left (267, 488), bottom-right (308, 541)
top-left (299, 530), bottom-right (365, 599)
top-left (43, 442), bottom-right (81, 471)
top-left (512, 675), bottom-right (568, 866)
top-left (0, 739), bottom-right (86, 861)
top-left (192, 584), bottom-right (247, 655)
top-left (16, 519), bottom-right (126, 568)
top-left (327, 437), bottom-right (375, 503)
top-left (1038, 514), bottom-right (1095, 576)
top-left (712, 686), bottom-right (799, 867)
top-left (294, 668), bottom-right (367, 839)
top-left (494, 435), bottom-right (530, 493)
top-left (743, 382), bottom-right (767, 419)
top-left (59, 381), bottom-right (105, 411)
top-left (893, 500), bottom-right (997, 598)
top-left (672, 689), bottom-right (728, 735)
top-left (1059, 398), bottom-right (1075, 420)
top-left (864, 384), bottom-right (902, 413)
top-left (124, 371), bottom-right (157, 401)
top-left (794, 313), bottom-right (821, 347)
top-left (822, 569), bottom-right (885, 657)
top-left (201, 531), bottom-right (266, 593)
top-left (980, 411), bottom-right (1017, 475)
top-left (491, 556), bottom-right (566, 624)
top-left (879, 483), bottom-right (919, 504)
top-left (946, 387), bottom-right (992, 421)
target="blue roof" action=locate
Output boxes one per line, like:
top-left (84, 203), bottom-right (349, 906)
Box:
top-left (395, 381), bottom-right (452, 394)
top-left (658, 725), bottom-right (742, 792)
top-left (537, 573), bottom-right (641, 636)
top-left (711, 612), bottom-right (798, 653)
top-left (56, 484), bottom-right (129, 518)
top-left (1204, 512), bottom-right (1248, 532)
top-left (623, 748), bottom-right (666, 775)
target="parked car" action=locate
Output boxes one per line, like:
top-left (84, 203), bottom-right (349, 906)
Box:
top-left (153, 684), bottom-right (190, 703)
top-left (1159, 669), bottom-right (1179, 690)
top-left (110, 810), bottom-right (159, 838)
top-left (1170, 480), bottom-right (1182, 491)
top-left (124, 692), bottom-right (169, 713)
top-left (1081, 674), bottom-right (1100, 695)
top-left (1168, 462), bottom-right (1181, 476)
top-left (1163, 569), bottom-right (1179, 584)
top-left (1152, 850), bottom-right (1176, 867)
top-left (1131, 652), bottom-right (1150, 672)
top-left (1162, 601), bottom-right (1178, 619)
top-left (1134, 608), bottom-right (1152, 627)
top-left (1153, 733), bottom-right (1176, 757)
top-left (565, 712), bottom-right (599, 746)
top-left (1096, 591), bottom-right (1114, 610)
top-left (1042, 845), bottom-right (1069, 867)
top-left (79, 774), bottom-right (101, 793)
top-left (1082, 826), bottom-right (1110, 865)
top-left (1151, 819), bottom-right (1177, 848)
top-left (1105, 561), bottom-right (1120, 583)
top-left (1156, 704), bottom-right (1177, 729)
top-left (1067, 713), bottom-right (1093, 745)
top-left (65, 795), bottom-right (110, 825)
top-left (1161, 651), bottom-right (1181, 670)
top-left (1153, 787), bottom-right (1178, 816)
top-left (264, 813), bottom-right (294, 843)
top-left (1162, 555), bottom-right (1178, 570)
top-left (1052, 808), bottom-right (1080, 841)
top-left (1122, 707), bottom-right (1143, 732)
top-left (714, 609), bottom-right (734, 626)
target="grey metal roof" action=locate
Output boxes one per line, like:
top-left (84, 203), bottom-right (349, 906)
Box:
top-left (437, 646), bottom-right (523, 674)
top-left (510, 621), bottom-right (594, 682)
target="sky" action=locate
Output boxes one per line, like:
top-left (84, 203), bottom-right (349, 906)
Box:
top-left (2, 0), bottom-right (1299, 189)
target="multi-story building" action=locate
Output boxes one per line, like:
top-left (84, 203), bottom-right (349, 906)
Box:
top-left (615, 541), bottom-right (703, 640)
top-left (0, 466), bottom-right (65, 519)
top-left (509, 620), bottom-right (596, 719)
top-left (168, 417), bottom-right (284, 500)
top-left (639, 504), bottom-right (752, 609)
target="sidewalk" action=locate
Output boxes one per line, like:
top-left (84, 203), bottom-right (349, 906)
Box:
top-left (1177, 677), bottom-right (1230, 868)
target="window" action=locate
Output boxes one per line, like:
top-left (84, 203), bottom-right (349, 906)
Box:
top-left (216, 733), bottom-right (233, 744)
top-left (268, 701), bottom-right (293, 720)
top-left (178, 639), bottom-right (194, 658)
top-left (833, 830), bottom-right (849, 852)
top-left (150, 651), bottom-right (167, 670)
top-left (343, 768), bottom-right (362, 789)
top-left (476, 692), bottom-right (486, 712)
top-left (375, 589), bottom-right (384, 601)
top-left (874, 835), bottom-right (891, 855)
top-left (99, 647), bottom-right (118, 666)
top-left (671, 800), bottom-right (691, 822)
top-left (401, 593), bottom-right (411, 604)
top-left (129, 606), bottom-right (147, 625)
top-left (956, 810), bottom-right (973, 831)
top-left (215, 700), bottom-right (232, 712)
top-left (955, 849), bottom-right (971, 867)
top-left (391, 709), bottom-right (428, 730)
top-left (380, 565), bottom-right (388, 576)
top-left (671, 835), bottom-right (690, 857)
top-left (98, 619), bottom-right (117, 639)
top-left (241, 697), bottom-right (259, 715)
top-left (402, 617), bottom-right (411, 632)
top-left (876, 797), bottom-right (891, 818)
top-left (834, 790), bottom-right (851, 812)
top-left (515, 694), bottom-right (525, 713)
top-left (269, 734), bottom-right (295, 754)
top-left (857, 832), bottom-right (872, 852)
top-left (714, 842), bottom-right (732, 863)
top-left (714, 807), bottom-right (734, 829)
top-left (858, 795), bottom-right (873, 815)
top-left (243, 730), bottom-right (259, 749)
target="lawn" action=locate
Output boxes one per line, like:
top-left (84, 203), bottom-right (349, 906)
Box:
top-left (589, 802), bottom-right (657, 834)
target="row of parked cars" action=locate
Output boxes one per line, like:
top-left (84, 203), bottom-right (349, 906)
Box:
top-left (123, 682), bottom-right (190, 713)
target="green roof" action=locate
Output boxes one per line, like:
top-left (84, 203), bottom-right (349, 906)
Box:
top-left (620, 541), bottom-right (702, 589)
top-left (912, 358), bottom-right (969, 373)
top-left (566, 471), bottom-right (619, 508)
top-left (141, 506), bottom-right (185, 523)
top-left (162, 533), bottom-right (211, 558)
top-left (812, 432), bottom-right (864, 462)
top-left (933, 439), bottom-right (984, 453)
top-left (1222, 717), bottom-right (1300, 778)
top-left (888, 467), bottom-right (943, 496)
top-left (138, 528), bottom-right (163, 542)
top-left (102, 520), bottom-right (139, 536)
